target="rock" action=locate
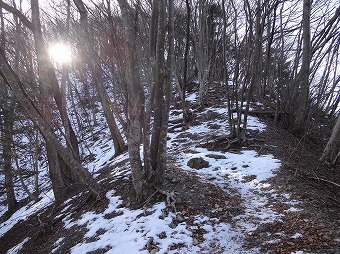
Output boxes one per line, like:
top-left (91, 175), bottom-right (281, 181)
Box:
top-left (169, 222), bottom-right (176, 229)
top-left (150, 248), bottom-right (159, 254)
top-left (206, 154), bottom-right (227, 159)
top-left (187, 157), bottom-right (209, 169)
top-left (146, 237), bottom-right (154, 250)
top-left (176, 214), bottom-right (186, 222)
top-left (171, 177), bottom-right (180, 183)
top-left (158, 231), bottom-right (167, 239)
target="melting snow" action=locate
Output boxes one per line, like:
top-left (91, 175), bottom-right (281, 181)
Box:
top-left (7, 237), bottom-right (30, 254)
top-left (0, 190), bottom-right (54, 238)
top-left (0, 92), bottom-right (305, 253)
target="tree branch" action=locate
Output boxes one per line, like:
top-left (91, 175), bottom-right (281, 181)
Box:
top-left (310, 177), bottom-right (340, 189)
top-left (0, 1), bottom-right (34, 31)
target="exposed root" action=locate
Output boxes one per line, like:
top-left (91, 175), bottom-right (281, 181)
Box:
top-left (159, 189), bottom-right (177, 212)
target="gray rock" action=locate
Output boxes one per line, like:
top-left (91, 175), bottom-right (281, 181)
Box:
top-left (187, 157), bottom-right (209, 169)
top-left (176, 214), bottom-right (186, 222)
top-left (206, 154), bottom-right (227, 159)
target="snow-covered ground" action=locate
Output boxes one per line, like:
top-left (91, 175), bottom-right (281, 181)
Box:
top-left (1, 92), bottom-right (305, 253)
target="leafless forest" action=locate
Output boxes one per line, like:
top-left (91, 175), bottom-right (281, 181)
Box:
top-left (0, 0), bottom-right (339, 226)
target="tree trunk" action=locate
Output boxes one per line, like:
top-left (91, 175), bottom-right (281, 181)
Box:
top-left (320, 115), bottom-right (340, 163)
top-left (182, 0), bottom-right (191, 122)
top-left (150, 0), bottom-right (167, 184)
top-left (32, 0), bottom-right (81, 162)
top-left (291, 0), bottom-right (311, 136)
top-left (197, 0), bottom-right (209, 105)
top-left (158, 0), bottom-right (173, 184)
top-left (73, 0), bottom-right (126, 157)
top-left (152, 0), bottom-right (173, 186)
top-left (222, 0), bottom-right (235, 136)
top-left (93, 70), bottom-right (126, 156)
top-left (117, 0), bottom-right (150, 202)
top-left (242, 0), bottom-right (263, 135)
top-left (1, 3), bottom-right (18, 214)
top-left (3, 107), bottom-right (18, 213)
top-left (31, 0), bottom-right (69, 201)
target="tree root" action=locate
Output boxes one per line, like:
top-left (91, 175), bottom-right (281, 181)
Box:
top-left (159, 189), bottom-right (177, 212)
top-left (201, 132), bottom-right (248, 151)
top-left (141, 189), bottom-right (177, 213)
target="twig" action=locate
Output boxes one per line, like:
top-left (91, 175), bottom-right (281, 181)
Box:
top-left (331, 149), bottom-right (340, 166)
top-left (226, 138), bottom-right (240, 150)
top-left (326, 196), bottom-right (340, 205)
top-left (309, 176), bottom-right (340, 188)
top-left (141, 189), bottom-right (160, 208)
top-left (159, 189), bottom-right (177, 212)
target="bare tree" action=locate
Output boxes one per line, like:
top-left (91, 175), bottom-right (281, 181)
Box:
top-left (117, 0), bottom-right (174, 201)
top-left (0, 1), bottom-right (100, 202)
top-left (1, 95), bottom-right (18, 214)
top-left (195, 0), bottom-right (211, 105)
top-left (290, 0), bottom-right (311, 135)
top-left (320, 115), bottom-right (340, 164)
top-left (0, 5), bottom-right (17, 214)
top-left (117, 0), bottom-right (149, 201)
top-left (182, 0), bottom-right (192, 122)
top-left (73, 0), bottom-right (126, 157)
top-left (0, 47), bottom-right (100, 199)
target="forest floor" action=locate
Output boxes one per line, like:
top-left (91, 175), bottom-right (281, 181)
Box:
top-left (0, 84), bottom-right (340, 253)
top-left (243, 106), bottom-right (340, 253)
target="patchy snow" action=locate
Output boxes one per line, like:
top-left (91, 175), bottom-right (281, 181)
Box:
top-left (291, 233), bottom-right (303, 239)
top-left (55, 96), bottom-right (303, 253)
top-left (62, 189), bottom-right (253, 254)
top-left (6, 237), bottom-right (30, 254)
top-left (285, 207), bottom-right (303, 213)
top-left (0, 91), bottom-right (306, 253)
top-left (51, 237), bottom-right (65, 253)
top-left (176, 146), bottom-right (284, 234)
top-left (187, 92), bottom-right (198, 102)
top-left (0, 204), bottom-right (7, 218)
top-left (0, 190), bottom-right (54, 238)
top-left (165, 98), bottom-right (303, 250)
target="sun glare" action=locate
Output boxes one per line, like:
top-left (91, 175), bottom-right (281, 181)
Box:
top-left (49, 43), bottom-right (72, 64)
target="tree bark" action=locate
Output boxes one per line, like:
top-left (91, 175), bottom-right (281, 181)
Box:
top-left (291, 0), bottom-right (311, 136)
top-left (242, 0), bottom-right (263, 134)
top-left (117, 0), bottom-right (149, 202)
top-left (320, 115), bottom-right (340, 163)
top-left (222, 0), bottom-right (234, 136)
top-left (1, 3), bottom-right (18, 214)
top-left (182, 0), bottom-right (191, 122)
top-left (31, 0), bottom-right (69, 201)
top-left (2, 107), bottom-right (18, 213)
top-left (156, 0), bottom-right (173, 185)
top-left (197, 0), bottom-right (209, 105)
top-left (150, 0), bottom-right (167, 183)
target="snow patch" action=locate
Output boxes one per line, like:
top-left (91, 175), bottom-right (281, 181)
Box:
top-left (6, 237), bottom-right (30, 254)
top-left (0, 190), bottom-right (54, 238)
